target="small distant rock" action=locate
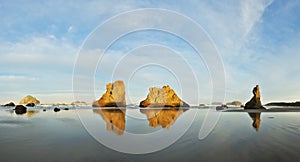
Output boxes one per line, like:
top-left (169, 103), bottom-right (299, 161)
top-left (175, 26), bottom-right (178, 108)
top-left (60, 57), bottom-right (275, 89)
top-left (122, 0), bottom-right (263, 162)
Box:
top-left (199, 104), bottom-right (206, 107)
top-left (19, 95), bottom-right (40, 105)
top-left (43, 109), bottom-right (46, 112)
top-left (244, 85), bottom-right (265, 109)
top-left (226, 101), bottom-right (243, 106)
top-left (26, 103), bottom-right (35, 107)
top-left (139, 85), bottom-right (189, 107)
top-left (71, 101), bottom-right (87, 106)
top-left (4, 102), bottom-right (15, 107)
top-left (52, 103), bottom-right (68, 106)
top-left (94, 80), bottom-right (126, 107)
top-left (216, 104), bottom-right (228, 110)
top-left (63, 108), bottom-right (69, 110)
top-left (15, 105), bottom-right (27, 114)
top-left (211, 102), bottom-right (223, 105)
top-left (54, 108), bottom-right (60, 112)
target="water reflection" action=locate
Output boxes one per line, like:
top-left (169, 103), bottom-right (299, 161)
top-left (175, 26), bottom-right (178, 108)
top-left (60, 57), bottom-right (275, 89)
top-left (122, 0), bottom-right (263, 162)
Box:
top-left (13, 109), bottom-right (39, 117)
top-left (248, 112), bottom-right (261, 131)
top-left (140, 108), bottom-right (187, 128)
top-left (26, 110), bottom-right (39, 117)
top-left (93, 109), bottom-right (126, 135)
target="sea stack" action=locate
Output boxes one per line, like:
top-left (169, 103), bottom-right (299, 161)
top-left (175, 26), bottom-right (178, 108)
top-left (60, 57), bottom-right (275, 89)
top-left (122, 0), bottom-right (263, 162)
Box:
top-left (139, 85), bottom-right (189, 107)
top-left (94, 80), bottom-right (126, 107)
top-left (19, 95), bottom-right (40, 105)
top-left (244, 85), bottom-right (265, 109)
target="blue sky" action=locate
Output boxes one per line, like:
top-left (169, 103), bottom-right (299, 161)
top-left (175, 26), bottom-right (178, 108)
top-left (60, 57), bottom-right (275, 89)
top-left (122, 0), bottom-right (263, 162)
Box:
top-left (0, 0), bottom-right (299, 104)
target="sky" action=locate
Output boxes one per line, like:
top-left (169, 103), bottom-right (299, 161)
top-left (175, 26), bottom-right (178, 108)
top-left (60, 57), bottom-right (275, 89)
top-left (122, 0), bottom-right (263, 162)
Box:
top-left (0, 0), bottom-right (300, 104)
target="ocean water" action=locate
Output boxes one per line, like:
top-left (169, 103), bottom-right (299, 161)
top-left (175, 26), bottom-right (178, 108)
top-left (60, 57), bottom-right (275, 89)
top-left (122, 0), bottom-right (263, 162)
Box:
top-left (0, 106), bottom-right (299, 161)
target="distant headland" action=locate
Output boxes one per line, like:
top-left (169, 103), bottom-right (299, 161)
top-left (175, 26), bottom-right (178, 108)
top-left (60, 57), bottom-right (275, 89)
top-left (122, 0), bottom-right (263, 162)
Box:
top-left (265, 102), bottom-right (300, 107)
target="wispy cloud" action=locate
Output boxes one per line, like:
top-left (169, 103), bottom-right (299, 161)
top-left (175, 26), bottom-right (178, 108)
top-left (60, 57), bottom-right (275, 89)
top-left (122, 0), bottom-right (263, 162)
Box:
top-left (0, 75), bottom-right (39, 81)
top-left (0, 35), bottom-right (76, 72)
top-left (0, 35), bottom-right (78, 102)
top-left (241, 0), bottom-right (274, 39)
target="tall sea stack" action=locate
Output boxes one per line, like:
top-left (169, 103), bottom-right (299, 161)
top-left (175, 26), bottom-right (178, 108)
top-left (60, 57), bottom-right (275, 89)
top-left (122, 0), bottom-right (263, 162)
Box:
top-left (139, 85), bottom-right (189, 107)
top-left (244, 85), bottom-right (265, 109)
top-left (93, 80), bottom-right (126, 107)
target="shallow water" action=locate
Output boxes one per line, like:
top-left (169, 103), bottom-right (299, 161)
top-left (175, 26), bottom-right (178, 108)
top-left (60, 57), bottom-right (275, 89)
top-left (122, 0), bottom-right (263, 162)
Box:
top-left (0, 106), bottom-right (299, 161)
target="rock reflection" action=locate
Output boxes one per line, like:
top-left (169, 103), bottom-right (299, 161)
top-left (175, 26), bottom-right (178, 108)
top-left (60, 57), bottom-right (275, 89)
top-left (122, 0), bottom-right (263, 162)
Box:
top-left (140, 108), bottom-right (187, 128)
top-left (248, 112), bottom-right (261, 131)
top-left (26, 110), bottom-right (39, 117)
top-left (93, 109), bottom-right (126, 135)
top-left (12, 109), bottom-right (39, 117)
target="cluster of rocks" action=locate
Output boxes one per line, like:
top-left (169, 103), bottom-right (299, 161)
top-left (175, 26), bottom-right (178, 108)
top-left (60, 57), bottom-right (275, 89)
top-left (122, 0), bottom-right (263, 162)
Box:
top-left (1, 81), bottom-right (267, 113)
top-left (92, 81), bottom-right (268, 110)
top-left (93, 80), bottom-right (189, 108)
top-left (1, 95), bottom-right (69, 114)
top-left (214, 85), bottom-right (266, 110)
top-left (53, 107), bottom-right (69, 112)
top-left (1, 95), bottom-right (41, 115)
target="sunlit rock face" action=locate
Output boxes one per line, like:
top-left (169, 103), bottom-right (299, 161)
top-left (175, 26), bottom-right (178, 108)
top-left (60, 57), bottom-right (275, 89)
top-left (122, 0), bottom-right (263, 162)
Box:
top-left (93, 109), bottom-right (126, 135)
top-left (140, 108), bottom-right (185, 128)
top-left (19, 95), bottom-right (40, 105)
top-left (139, 86), bottom-right (189, 107)
top-left (244, 85), bottom-right (265, 109)
top-left (94, 80), bottom-right (126, 107)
